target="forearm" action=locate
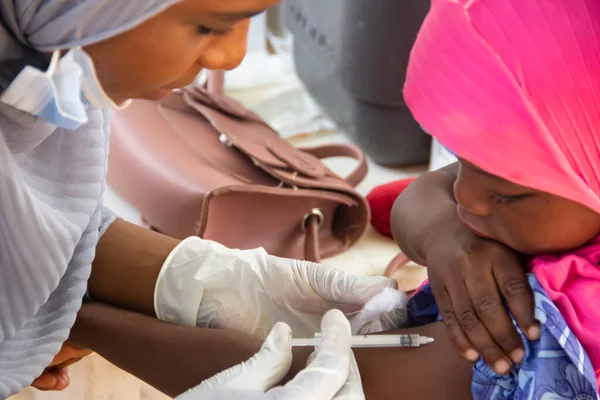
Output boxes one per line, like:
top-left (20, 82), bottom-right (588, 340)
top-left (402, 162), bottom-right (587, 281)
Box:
top-left (89, 219), bottom-right (180, 315)
top-left (391, 163), bottom-right (459, 265)
top-left (71, 303), bottom-right (472, 400)
top-left (70, 302), bottom-right (263, 398)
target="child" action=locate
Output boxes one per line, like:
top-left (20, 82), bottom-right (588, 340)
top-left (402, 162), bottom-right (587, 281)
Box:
top-left (397, 0), bottom-right (600, 396)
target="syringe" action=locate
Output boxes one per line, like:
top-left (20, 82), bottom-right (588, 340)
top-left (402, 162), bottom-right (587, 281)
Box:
top-left (291, 334), bottom-right (435, 348)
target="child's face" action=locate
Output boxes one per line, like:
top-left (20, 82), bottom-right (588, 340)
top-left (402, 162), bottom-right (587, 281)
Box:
top-left (453, 160), bottom-right (600, 254)
top-left (83, 0), bottom-right (280, 104)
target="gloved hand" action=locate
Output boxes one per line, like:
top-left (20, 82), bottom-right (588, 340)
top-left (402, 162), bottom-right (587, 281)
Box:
top-left (155, 237), bottom-right (407, 338)
top-left (175, 309), bottom-right (364, 400)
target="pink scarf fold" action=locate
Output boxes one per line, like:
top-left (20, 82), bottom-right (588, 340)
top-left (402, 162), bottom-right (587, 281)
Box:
top-left (530, 238), bottom-right (600, 382)
top-left (404, 0), bottom-right (600, 385)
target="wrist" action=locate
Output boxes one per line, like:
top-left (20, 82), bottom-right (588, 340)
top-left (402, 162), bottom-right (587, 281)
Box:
top-left (68, 303), bottom-right (98, 349)
top-left (154, 237), bottom-right (268, 327)
top-left (154, 236), bottom-right (209, 325)
top-left (89, 220), bottom-right (179, 316)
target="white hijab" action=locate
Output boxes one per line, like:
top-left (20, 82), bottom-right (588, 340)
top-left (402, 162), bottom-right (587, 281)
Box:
top-left (0, 1), bottom-right (180, 395)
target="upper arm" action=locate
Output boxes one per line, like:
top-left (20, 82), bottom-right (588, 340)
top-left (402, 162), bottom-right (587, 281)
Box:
top-left (390, 162), bottom-right (460, 264)
top-left (438, 161), bottom-right (459, 185)
top-left (287, 322), bottom-right (473, 400)
top-left (357, 323), bottom-right (473, 400)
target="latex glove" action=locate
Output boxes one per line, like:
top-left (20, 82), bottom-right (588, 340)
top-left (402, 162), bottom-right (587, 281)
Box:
top-left (176, 309), bottom-right (364, 400)
top-left (155, 237), bottom-right (407, 338)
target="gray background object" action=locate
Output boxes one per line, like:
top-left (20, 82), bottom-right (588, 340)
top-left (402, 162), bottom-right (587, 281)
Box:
top-left (285, 0), bottom-right (431, 167)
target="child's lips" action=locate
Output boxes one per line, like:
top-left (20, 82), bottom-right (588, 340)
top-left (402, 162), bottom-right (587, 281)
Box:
top-left (457, 208), bottom-right (492, 239)
top-left (468, 225), bottom-right (493, 239)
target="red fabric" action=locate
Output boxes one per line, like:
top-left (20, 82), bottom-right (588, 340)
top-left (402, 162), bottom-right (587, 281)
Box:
top-left (367, 178), bottom-right (416, 238)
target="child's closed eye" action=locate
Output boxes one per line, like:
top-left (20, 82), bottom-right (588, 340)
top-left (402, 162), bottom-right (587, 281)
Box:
top-left (491, 191), bottom-right (534, 204)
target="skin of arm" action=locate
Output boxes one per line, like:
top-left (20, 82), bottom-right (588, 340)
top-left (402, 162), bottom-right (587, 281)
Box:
top-left (70, 303), bottom-right (473, 399)
top-left (391, 163), bottom-right (459, 265)
top-left (88, 219), bottom-right (180, 316)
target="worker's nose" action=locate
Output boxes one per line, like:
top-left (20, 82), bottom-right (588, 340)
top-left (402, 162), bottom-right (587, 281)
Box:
top-left (197, 21), bottom-right (251, 71)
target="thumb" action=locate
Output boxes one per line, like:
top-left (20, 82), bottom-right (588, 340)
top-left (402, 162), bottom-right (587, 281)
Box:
top-left (31, 368), bottom-right (70, 392)
top-left (193, 323), bottom-right (293, 393)
top-left (349, 288), bottom-right (408, 334)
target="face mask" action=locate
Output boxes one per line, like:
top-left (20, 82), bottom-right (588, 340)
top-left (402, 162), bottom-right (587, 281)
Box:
top-left (0, 48), bottom-right (130, 130)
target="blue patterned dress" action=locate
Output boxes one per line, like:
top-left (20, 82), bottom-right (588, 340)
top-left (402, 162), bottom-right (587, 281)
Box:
top-left (407, 275), bottom-right (599, 399)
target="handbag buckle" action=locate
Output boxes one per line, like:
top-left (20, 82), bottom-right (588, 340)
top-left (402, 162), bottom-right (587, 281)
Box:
top-left (301, 208), bottom-right (324, 232)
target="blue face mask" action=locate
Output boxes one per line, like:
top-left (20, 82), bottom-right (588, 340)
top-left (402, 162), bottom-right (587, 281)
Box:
top-left (0, 48), bottom-right (130, 130)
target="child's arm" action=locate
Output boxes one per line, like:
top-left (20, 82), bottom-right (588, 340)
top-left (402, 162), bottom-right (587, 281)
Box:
top-left (391, 163), bottom-right (459, 265)
top-left (390, 162), bottom-right (537, 374)
top-left (70, 302), bottom-right (473, 399)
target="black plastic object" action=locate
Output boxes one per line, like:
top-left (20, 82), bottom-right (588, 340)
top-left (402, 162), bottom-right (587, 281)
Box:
top-left (285, 0), bottom-right (431, 167)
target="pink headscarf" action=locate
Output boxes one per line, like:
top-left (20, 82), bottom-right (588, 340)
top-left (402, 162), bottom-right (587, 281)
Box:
top-left (404, 0), bottom-right (600, 384)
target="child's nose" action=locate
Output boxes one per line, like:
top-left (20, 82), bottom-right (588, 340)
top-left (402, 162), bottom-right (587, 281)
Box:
top-left (453, 178), bottom-right (492, 217)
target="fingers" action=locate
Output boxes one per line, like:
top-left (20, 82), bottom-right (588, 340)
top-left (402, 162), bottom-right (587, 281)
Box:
top-left (196, 322), bottom-right (293, 392)
top-left (431, 240), bottom-right (534, 376)
top-left (31, 372), bottom-right (58, 391)
top-left (298, 350), bottom-right (364, 400)
top-left (310, 265), bottom-right (397, 312)
top-left (348, 288), bottom-right (408, 334)
top-left (466, 266), bottom-right (526, 365)
top-left (493, 263), bottom-right (540, 341)
top-left (448, 280), bottom-right (512, 375)
top-left (332, 351), bottom-right (365, 400)
top-left (31, 367), bottom-right (70, 391)
top-left (32, 341), bottom-right (88, 391)
top-left (433, 286), bottom-right (479, 362)
top-left (274, 309), bottom-right (351, 400)
top-left (466, 269), bottom-right (525, 373)
top-left (48, 342), bottom-right (92, 367)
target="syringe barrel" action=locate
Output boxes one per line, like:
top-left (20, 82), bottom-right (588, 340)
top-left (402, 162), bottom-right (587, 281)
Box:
top-left (312, 333), bottom-right (420, 347)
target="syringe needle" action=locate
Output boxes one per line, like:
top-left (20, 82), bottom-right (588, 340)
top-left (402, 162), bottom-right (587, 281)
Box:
top-left (419, 336), bottom-right (435, 345)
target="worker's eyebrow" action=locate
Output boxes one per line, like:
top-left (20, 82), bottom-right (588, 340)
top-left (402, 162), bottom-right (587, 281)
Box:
top-left (209, 9), bottom-right (266, 22)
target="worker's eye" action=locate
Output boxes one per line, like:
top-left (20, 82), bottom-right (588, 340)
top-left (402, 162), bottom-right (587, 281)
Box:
top-left (197, 25), bottom-right (233, 36)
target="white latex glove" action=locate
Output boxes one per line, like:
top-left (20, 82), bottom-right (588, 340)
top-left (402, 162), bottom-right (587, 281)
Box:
top-left (175, 309), bottom-right (364, 400)
top-left (155, 237), bottom-right (408, 338)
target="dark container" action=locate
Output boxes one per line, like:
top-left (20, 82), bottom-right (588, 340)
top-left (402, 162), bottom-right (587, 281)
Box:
top-left (285, 0), bottom-right (431, 167)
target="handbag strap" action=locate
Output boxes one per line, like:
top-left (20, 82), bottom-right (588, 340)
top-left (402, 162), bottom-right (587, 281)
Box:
top-left (304, 216), bottom-right (321, 262)
top-left (300, 144), bottom-right (368, 188)
top-left (205, 70), bottom-right (369, 188)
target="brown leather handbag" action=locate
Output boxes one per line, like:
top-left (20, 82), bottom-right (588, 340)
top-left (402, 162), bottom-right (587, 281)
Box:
top-left (107, 72), bottom-right (370, 262)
